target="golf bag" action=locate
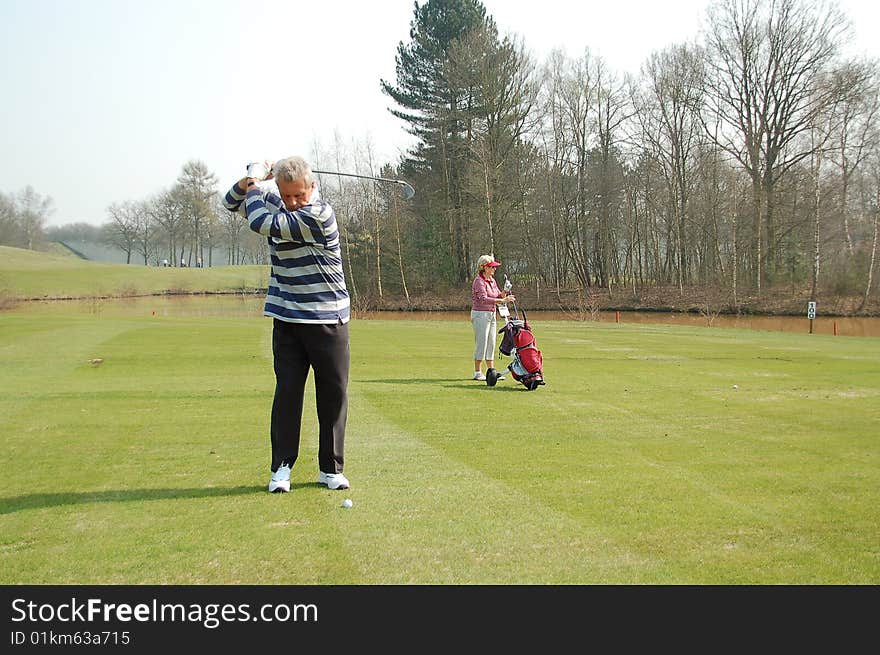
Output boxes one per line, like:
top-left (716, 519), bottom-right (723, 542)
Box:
top-left (496, 310), bottom-right (545, 391)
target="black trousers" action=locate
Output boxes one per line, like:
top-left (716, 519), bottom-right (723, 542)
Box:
top-left (270, 319), bottom-right (349, 475)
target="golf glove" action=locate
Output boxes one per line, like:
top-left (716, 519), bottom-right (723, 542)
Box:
top-left (246, 161), bottom-right (271, 180)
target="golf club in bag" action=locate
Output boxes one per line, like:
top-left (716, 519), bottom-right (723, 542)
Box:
top-left (486, 274), bottom-right (545, 390)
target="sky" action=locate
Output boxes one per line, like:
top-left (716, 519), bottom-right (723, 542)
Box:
top-left (1, 0), bottom-right (877, 227)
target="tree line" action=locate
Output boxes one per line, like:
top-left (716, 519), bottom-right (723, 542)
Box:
top-left (4, 0), bottom-right (878, 311)
top-left (374, 0), bottom-right (879, 311)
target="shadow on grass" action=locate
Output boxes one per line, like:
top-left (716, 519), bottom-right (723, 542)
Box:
top-left (0, 484), bottom-right (284, 515)
top-left (361, 378), bottom-right (527, 391)
top-left (360, 378), bottom-right (466, 384)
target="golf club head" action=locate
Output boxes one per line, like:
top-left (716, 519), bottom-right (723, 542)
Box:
top-left (399, 181), bottom-right (415, 200)
top-left (486, 368), bottom-right (499, 387)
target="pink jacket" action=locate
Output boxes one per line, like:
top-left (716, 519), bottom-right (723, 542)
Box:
top-left (472, 274), bottom-right (503, 311)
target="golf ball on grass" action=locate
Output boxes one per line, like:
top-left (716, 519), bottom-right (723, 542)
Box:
top-left (342, 499), bottom-right (353, 508)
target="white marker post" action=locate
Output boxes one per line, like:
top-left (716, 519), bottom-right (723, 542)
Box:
top-left (807, 301), bottom-right (817, 334)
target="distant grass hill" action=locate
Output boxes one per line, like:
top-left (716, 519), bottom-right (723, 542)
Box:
top-left (0, 245), bottom-right (268, 300)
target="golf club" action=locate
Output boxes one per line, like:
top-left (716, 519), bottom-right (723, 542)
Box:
top-left (503, 274), bottom-right (517, 319)
top-left (312, 170), bottom-right (416, 200)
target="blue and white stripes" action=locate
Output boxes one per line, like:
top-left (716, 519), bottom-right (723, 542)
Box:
top-left (223, 184), bottom-right (350, 324)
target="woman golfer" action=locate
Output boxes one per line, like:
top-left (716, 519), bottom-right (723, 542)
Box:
top-left (470, 254), bottom-right (515, 381)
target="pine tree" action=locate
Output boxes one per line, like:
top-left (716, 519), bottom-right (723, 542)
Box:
top-left (381, 0), bottom-right (493, 285)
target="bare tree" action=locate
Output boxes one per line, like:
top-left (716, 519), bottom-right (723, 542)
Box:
top-left (552, 49), bottom-right (601, 290)
top-left (703, 0), bottom-right (849, 294)
top-left (591, 58), bottom-right (631, 291)
top-left (389, 178), bottom-right (412, 305)
top-left (860, 153), bottom-right (880, 309)
top-left (131, 200), bottom-right (157, 265)
top-left (0, 191), bottom-right (25, 247)
top-left (356, 138), bottom-right (384, 298)
top-left (216, 194), bottom-right (248, 264)
top-left (177, 160), bottom-right (218, 266)
top-left (538, 49), bottom-right (574, 293)
top-left (16, 186), bottom-right (52, 250)
top-left (828, 60), bottom-right (880, 256)
top-left (105, 200), bottom-right (140, 263)
top-left (632, 43), bottom-right (707, 294)
top-left (446, 29), bottom-right (539, 259)
top-left (806, 61), bottom-right (876, 301)
top-left (149, 186), bottom-right (188, 266)
top-left (322, 132), bottom-right (361, 301)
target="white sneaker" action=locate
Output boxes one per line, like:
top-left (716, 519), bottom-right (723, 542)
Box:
top-left (269, 462), bottom-right (292, 493)
top-left (318, 471), bottom-right (350, 490)
top-left (473, 372), bottom-right (486, 381)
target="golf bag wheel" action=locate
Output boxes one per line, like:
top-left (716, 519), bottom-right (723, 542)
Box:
top-left (523, 375), bottom-right (545, 391)
top-left (486, 367), bottom-right (499, 387)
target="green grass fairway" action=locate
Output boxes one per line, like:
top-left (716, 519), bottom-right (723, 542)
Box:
top-left (1, 298), bottom-right (878, 583)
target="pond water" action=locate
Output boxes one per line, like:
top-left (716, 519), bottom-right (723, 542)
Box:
top-left (359, 309), bottom-right (880, 337)
top-left (10, 294), bottom-right (880, 337)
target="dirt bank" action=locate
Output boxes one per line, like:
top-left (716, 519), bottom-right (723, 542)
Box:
top-left (360, 284), bottom-right (880, 318)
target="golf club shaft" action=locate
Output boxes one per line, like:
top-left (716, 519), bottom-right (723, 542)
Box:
top-left (312, 169), bottom-right (415, 200)
top-left (313, 170), bottom-right (405, 186)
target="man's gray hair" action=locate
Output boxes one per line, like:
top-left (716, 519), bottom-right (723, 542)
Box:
top-left (273, 156), bottom-right (314, 184)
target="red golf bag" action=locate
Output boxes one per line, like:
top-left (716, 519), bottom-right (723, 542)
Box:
top-left (497, 311), bottom-right (545, 391)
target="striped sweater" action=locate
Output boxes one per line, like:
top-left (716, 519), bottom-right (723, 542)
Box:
top-left (223, 183), bottom-right (350, 324)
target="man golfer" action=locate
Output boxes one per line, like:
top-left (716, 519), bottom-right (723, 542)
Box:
top-left (223, 156), bottom-right (351, 493)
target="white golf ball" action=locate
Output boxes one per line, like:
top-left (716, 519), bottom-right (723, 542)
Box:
top-left (733, 384), bottom-right (738, 390)
top-left (342, 498), bottom-right (353, 508)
